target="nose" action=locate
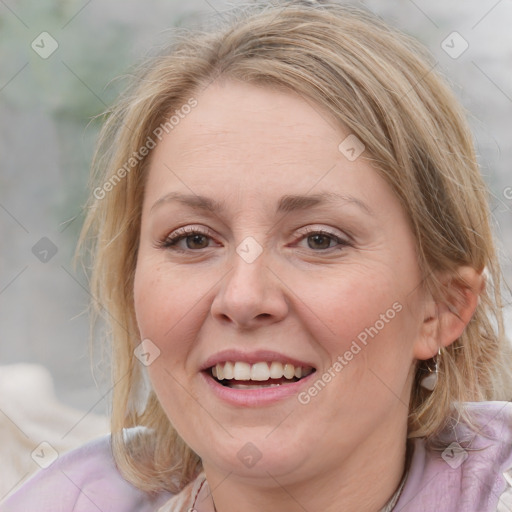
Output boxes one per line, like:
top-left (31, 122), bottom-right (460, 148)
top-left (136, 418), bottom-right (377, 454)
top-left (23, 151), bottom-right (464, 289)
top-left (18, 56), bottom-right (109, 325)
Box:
top-left (210, 240), bottom-right (289, 330)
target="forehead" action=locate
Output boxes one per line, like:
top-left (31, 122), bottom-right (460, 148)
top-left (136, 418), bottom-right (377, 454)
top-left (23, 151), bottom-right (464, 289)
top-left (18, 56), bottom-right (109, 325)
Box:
top-left (156, 80), bottom-right (344, 166)
top-left (142, 80), bottom-right (394, 217)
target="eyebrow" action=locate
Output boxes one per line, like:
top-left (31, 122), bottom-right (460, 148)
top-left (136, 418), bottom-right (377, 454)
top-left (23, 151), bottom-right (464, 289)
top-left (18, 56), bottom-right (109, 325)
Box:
top-left (150, 191), bottom-right (374, 217)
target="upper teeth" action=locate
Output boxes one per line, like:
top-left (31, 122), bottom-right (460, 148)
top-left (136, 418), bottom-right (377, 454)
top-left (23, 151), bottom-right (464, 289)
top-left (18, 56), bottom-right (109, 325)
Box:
top-left (211, 361), bottom-right (314, 381)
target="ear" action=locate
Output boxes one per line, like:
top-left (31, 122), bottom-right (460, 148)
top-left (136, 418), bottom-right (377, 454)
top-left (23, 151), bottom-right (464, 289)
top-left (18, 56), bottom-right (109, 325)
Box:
top-left (413, 266), bottom-right (485, 361)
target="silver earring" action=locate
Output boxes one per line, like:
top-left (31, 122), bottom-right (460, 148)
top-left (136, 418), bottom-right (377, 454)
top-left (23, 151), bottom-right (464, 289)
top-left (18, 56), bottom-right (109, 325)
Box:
top-left (420, 348), bottom-right (441, 391)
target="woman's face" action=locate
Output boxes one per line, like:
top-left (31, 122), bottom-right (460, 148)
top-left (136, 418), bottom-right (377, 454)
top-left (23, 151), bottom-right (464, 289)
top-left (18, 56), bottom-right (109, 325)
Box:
top-left (134, 79), bottom-right (431, 483)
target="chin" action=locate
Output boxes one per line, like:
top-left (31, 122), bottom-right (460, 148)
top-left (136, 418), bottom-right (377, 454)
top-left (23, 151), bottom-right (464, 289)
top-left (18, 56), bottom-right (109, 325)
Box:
top-left (200, 437), bottom-right (311, 482)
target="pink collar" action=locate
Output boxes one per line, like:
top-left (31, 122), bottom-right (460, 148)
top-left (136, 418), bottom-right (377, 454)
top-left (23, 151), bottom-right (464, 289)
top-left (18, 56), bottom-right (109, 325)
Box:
top-left (158, 401), bottom-right (512, 512)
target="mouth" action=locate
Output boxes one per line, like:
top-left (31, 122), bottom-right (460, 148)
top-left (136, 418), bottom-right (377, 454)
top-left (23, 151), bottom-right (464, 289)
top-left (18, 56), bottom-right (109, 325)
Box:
top-left (205, 361), bottom-right (316, 389)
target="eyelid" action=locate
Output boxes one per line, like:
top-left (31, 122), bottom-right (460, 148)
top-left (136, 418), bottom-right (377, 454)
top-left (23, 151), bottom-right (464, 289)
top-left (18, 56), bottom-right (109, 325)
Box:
top-left (158, 223), bottom-right (352, 254)
top-left (170, 225), bottom-right (211, 237)
top-left (294, 224), bottom-right (350, 241)
top-left (159, 225), bottom-right (216, 248)
top-left (292, 226), bottom-right (352, 252)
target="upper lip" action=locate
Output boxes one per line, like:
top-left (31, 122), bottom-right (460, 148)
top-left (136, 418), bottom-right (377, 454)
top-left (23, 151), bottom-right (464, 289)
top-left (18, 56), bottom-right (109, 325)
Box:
top-left (200, 349), bottom-right (316, 371)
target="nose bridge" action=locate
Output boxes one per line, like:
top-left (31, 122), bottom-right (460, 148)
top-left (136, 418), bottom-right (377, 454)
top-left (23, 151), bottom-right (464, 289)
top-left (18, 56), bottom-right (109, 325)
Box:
top-left (211, 234), bottom-right (288, 327)
top-left (227, 234), bottom-right (269, 301)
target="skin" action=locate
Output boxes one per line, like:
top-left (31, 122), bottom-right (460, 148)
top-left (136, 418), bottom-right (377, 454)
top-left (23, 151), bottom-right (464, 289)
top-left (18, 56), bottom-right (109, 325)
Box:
top-left (133, 79), bottom-right (483, 512)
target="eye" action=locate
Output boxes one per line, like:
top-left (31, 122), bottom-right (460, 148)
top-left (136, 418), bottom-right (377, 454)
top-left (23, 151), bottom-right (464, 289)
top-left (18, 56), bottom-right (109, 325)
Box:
top-left (295, 227), bottom-right (351, 252)
top-left (158, 226), bottom-right (351, 253)
top-left (158, 226), bottom-right (217, 252)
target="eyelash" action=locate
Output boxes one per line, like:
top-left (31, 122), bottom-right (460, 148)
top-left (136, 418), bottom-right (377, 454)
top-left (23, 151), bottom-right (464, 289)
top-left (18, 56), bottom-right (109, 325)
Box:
top-left (158, 226), bottom-right (351, 253)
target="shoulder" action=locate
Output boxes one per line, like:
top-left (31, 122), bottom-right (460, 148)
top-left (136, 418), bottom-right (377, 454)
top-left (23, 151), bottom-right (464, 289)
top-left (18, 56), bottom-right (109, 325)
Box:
top-left (460, 400), bottom-right (512, 435)
top-left (397, 401), bottom-right (512, 512)
top-left (0, 431), bottom-right (173, 512)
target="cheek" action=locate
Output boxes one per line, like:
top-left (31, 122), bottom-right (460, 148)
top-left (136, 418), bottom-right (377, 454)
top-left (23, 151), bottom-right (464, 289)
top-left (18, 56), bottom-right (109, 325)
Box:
top-left (133, 263), bottom-right (200, 412)
top-left (295, 268), bottom-right (399, 341)
top-left (133, 261), bottom-right (180, 364)
top-left (133, 258), bottom-right (217, 368)
top-left (134, 260), bottom-right (193, 339)
top-left (292, 266), bottom-right (418, 387)
top-left (133, 263), bottom-right (161, 338)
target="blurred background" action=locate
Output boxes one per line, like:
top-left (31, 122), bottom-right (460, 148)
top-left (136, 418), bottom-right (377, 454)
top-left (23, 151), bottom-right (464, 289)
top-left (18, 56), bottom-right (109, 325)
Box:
top-left (1, 0), bottom-right (511, 499)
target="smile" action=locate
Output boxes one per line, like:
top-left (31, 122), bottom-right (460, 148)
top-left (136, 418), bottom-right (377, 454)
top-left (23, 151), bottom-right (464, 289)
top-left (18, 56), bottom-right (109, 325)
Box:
top-left (208, 361), bottom-right (316, 389)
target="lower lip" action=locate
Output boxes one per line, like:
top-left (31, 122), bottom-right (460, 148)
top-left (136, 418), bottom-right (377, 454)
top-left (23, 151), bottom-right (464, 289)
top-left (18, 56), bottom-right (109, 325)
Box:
top-left (200, 370), bottom-right (316, 407)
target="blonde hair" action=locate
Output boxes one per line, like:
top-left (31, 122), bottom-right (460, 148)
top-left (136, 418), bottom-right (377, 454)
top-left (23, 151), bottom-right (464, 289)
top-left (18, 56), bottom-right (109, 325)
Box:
top-left (78, 0), bottom-right (512, 494)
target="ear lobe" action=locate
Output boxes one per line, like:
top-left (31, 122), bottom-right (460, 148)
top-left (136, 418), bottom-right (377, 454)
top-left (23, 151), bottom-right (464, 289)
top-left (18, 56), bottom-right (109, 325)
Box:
top-left (414, 266), bottom-right (485, 360)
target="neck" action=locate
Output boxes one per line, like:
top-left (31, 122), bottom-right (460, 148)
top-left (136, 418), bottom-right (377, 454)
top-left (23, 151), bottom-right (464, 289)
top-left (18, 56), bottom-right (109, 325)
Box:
top-left (204, 418), bottom-right (409, 512)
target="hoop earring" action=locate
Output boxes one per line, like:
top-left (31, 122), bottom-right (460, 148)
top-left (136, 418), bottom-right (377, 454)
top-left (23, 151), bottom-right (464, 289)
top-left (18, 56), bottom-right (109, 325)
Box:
top-left (420, 348), bottom-right (441, 391)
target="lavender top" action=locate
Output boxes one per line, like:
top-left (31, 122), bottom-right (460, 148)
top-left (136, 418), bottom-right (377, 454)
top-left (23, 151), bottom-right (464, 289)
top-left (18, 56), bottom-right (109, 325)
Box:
top-left (2, 401), bottom-right (511, 511)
